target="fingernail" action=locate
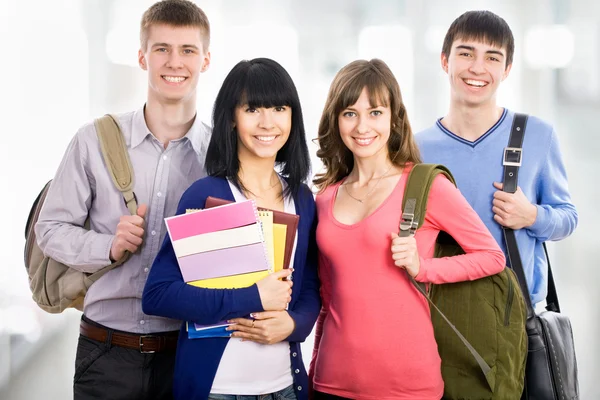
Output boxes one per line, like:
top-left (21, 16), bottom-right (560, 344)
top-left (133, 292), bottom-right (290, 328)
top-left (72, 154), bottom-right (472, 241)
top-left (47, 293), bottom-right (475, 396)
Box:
top-left (250, 313), bottom-right (256, 318)
top-left (226, 327), bottom-right (231, 331)
top-left (289, 268), bottom-right (294, 272)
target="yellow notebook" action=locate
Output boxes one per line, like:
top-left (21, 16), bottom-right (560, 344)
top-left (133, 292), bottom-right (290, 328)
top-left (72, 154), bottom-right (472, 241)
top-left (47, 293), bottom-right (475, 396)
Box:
top-left (188, 270), bottom-right (270, 289)
top-left (273, 224), bottom-right (287, 272)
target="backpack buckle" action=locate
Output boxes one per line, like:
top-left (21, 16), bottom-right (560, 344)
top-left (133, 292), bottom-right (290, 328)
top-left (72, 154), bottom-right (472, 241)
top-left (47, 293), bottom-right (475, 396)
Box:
top-left (503, 147), bottom-right (522, 167)
top-left (399, 213), bottom-right (419, 237)
top-left (400, 212), bottom-right (414, 233)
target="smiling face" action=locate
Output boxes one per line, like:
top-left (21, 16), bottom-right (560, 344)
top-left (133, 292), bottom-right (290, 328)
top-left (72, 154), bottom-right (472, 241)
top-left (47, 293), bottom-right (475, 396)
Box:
top-left (138, 23), bottom-right (210, 105)
top-left (235, 105), bottom-right (292, 163)
top-left (338, 87), bottom-right (392, 163)
top-left (442, 38), bottom-right (511, 108)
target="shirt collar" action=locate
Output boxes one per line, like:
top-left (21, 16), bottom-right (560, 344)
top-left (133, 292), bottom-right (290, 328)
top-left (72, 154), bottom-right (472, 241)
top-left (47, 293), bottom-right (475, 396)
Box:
top-left (130, 104), bottom-right (210, 154)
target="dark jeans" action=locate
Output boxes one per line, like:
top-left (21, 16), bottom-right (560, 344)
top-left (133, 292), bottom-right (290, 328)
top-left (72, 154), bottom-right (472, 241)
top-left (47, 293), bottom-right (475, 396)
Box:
top-left (73, 333), bottom-right (176, 400)
top-left (313, 391), bottom-right (353, 400)
top-left (208, 384), bottom-right (297, 400)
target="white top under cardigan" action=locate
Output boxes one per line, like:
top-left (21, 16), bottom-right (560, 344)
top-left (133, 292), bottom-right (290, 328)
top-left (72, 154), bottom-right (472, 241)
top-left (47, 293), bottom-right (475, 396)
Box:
top-left (209, 177), bottom-right (297, 395)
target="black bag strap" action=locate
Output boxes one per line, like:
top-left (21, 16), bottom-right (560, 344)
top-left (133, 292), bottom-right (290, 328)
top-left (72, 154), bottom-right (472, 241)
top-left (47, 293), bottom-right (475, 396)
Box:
top-left (501, 113), bottom-right (561, 320)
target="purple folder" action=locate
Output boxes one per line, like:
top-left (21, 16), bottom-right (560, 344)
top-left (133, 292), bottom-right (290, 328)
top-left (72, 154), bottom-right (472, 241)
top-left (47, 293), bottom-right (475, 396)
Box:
top-left (178, 242), bottom-right (269, 282)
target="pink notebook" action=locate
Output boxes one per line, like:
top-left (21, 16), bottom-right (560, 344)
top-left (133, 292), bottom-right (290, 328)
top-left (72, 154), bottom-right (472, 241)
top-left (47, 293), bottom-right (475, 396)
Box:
top-left (165, 200), bottom-right (257, 241)
top-left (164, 199), bottom-right (270, 282)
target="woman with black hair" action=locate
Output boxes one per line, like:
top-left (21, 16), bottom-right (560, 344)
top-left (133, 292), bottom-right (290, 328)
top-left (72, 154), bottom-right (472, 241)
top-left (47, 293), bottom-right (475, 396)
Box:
top-left (142, 58), bottom-right (320, 400)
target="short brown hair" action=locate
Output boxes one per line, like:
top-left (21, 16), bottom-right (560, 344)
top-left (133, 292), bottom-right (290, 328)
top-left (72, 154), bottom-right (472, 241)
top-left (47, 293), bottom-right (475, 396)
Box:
top-left (313, 59), bottom-right (421, 191)
top-left (442, 10), bottom-right (514, 68)
top-left (140, 0), bottom-right (210, 51)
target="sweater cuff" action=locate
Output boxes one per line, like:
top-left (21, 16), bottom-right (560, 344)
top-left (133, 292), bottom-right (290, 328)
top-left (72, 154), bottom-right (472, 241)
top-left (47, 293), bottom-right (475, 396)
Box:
top-left (527, 204), bottom-right (549, 237)
top-left (414, 256), bottom-right (428, 282)
top-left (234, 284), bottom-right (264, 316)
top-left (286, 310), bottom-right (307, 342)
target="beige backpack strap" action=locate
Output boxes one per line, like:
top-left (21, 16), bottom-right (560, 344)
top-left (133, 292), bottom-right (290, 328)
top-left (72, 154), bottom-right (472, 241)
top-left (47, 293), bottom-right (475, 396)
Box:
top-left (86, 114), bottom-right (137, 284)
top-left (94, 114), bottom-right (137, 215)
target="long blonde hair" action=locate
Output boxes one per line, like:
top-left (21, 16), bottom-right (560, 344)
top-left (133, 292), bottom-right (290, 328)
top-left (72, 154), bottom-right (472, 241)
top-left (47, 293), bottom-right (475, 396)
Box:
top-left (313, 59), bottom-right (421, 191)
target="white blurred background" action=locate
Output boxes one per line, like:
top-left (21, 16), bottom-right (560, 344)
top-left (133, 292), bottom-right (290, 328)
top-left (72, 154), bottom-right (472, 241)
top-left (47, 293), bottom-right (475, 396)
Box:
top-left (1, 0), bottom-right (598, 398)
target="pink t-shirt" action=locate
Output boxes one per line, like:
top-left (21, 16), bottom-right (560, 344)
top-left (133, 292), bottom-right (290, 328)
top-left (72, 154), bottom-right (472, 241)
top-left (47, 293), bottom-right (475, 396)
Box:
top-left (310, 166), bottom-right (505, 400)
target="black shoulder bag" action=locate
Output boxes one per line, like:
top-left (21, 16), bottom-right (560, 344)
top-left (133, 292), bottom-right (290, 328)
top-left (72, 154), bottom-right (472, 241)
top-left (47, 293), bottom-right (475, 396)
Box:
top-left (502, 113), bottom-right (579, 400)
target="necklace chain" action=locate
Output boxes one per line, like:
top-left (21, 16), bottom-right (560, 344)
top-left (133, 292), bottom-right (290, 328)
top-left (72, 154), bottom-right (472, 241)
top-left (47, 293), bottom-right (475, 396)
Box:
top-left (241, 173), bottom-right (280, 199)
top-left (344, 164), bottom-right (394, 203)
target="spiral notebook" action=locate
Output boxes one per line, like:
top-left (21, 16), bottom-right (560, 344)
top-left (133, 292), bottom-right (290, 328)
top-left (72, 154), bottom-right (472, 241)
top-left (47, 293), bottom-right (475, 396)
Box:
top-left (163, 199), bottom-right (271, 337)
top-left (204, 196), bottom-right (299, 271)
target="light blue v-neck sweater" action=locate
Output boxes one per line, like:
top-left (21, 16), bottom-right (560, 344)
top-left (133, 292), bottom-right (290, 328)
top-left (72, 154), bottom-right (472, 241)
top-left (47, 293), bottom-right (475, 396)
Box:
top-left (416, 109), bottom-right (578, 304)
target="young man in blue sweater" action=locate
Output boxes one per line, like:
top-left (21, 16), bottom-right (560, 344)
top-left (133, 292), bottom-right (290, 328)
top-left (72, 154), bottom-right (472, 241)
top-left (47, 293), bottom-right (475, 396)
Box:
top-left (416, 10), bottom-right (578, 305)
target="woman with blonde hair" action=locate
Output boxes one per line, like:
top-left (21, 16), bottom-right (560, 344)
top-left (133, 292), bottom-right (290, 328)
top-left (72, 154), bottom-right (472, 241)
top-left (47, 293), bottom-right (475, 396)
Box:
top-left (309, 59), bottom-right (505, 399)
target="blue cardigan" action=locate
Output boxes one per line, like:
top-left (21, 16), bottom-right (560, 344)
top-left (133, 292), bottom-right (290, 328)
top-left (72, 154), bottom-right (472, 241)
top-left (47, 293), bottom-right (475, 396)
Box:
top-left (142, 176), bottom-right (321, 400)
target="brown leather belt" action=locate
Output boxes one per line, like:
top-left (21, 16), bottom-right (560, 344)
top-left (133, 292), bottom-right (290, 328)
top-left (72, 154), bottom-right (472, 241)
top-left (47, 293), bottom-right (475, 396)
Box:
top-left (80, 319), bottom-right (178, 353)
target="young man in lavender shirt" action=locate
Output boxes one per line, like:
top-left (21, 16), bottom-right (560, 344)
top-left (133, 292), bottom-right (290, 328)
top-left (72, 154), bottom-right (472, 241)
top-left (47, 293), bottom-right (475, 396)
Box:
top-left (35, 1), bottom-right (212, 398)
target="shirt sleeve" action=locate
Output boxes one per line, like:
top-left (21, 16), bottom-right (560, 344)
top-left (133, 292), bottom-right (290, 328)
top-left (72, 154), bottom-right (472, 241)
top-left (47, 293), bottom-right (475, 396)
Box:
top-left (415, 175), bottom-right (506, 284)
top-left (526, 130), bottom-right (578, 241)
top-left (34, 129), bottom-right (115, 273)
top-left (142, 185), bottom-right (264, 324)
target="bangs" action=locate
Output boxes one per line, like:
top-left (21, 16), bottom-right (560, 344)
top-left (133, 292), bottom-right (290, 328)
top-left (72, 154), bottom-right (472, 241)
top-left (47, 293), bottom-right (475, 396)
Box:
top-left (337, 71), bottom-right (390, 113)
top-left (238, 64), bottom-right (295, 108)
top-left (457, 31), bottom-right (510, 53)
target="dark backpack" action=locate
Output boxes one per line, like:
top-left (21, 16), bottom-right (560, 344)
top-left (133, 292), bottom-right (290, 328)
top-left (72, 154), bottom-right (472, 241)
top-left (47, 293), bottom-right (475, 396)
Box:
top-left (24, 114), bottom-right (137, 313)
top-left (399, 163), bottom-right (528, 399)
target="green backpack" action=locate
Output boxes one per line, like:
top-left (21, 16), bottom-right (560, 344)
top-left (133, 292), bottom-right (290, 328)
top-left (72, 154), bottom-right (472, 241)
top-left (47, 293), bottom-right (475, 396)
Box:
top-left (24, 114), bottom-right (137, 313)
top-left (399, 164), bottom-right (528, 400)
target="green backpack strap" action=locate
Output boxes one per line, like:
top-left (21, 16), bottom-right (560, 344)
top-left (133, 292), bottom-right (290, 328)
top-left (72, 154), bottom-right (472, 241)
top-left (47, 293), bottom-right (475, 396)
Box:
top-left (399, 163), bottom-right (455, 235)
top-left (94, 114), bottom-right (137, 216)
top-left (399, 163), bottom-right (494, 390)
top-left (86, 114), bottom-right (138, 284)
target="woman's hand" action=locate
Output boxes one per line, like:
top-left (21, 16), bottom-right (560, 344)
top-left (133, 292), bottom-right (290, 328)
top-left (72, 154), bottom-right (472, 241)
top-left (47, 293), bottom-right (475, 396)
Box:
top-left (227, 311), bottom-right (296, 345)
top-left (256, 269), bottom-right (293, 311)
top-left (390, 232), bottom-right (420, 278)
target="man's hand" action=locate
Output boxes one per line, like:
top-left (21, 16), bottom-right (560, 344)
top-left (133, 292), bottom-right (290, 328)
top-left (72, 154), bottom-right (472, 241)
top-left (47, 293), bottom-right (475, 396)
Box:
top-left (390, 232), bottom-right (420, 278)
top-left (492, 182), bottom-right (537, 229)
top-left (110, 203), bottom-right (148, 262)
top-left (227, 311), bottom-right (295, 345)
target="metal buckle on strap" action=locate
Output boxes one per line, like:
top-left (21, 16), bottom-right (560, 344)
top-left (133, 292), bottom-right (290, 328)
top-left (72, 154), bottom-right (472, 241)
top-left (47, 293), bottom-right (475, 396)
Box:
top-left (399, 212), bottom-right (414, 233)
top-left (503, 147), bottom-right (522, 167)
top-left (139, 335), bottom-right (156, 354)
top-left (399, 213), bottom-right (419, 236)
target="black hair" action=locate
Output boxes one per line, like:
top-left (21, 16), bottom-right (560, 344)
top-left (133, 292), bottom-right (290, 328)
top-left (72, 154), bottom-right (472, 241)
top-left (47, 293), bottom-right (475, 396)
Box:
top-left (442, 10), bottom-right (514, 68)
top-left (205, 58), bottom-right (310, 198)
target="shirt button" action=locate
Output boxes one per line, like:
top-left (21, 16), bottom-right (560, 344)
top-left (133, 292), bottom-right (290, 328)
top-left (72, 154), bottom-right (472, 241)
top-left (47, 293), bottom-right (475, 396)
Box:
top-left (295, 368), bottom-right (300, 374)
top-left (144, 268), bottom-right (149, 273)
top-left (297, 386), bottom-right (302, 391)
top-left (163, 155), bottom-right (168, 160)
top-left (157, 192), bottom-right (162, 197)
top-left (140, 320), bottom-right (145, 325)
top-left (292, 352), bottom-right (297, 357)
top-left (151, 230), bottom-right (156, 236)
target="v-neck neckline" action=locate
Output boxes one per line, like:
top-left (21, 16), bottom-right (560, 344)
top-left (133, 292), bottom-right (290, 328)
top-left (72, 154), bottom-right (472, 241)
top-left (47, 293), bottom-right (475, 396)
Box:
top-left (436, 108), bottom-right (507, 148)
top-left (329, 167), bottom-right (409, 229)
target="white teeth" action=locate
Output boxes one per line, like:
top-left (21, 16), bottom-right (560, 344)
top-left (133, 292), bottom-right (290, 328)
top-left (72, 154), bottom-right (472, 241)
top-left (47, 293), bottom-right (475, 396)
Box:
top-left (256, 136), bottom-right (276, 142)
top-left (465, 79), bottom-right (486, 87)
top-left (163, 76), bottom-right (186, 83)
top-left (355, 137), bottom-right (375, 145)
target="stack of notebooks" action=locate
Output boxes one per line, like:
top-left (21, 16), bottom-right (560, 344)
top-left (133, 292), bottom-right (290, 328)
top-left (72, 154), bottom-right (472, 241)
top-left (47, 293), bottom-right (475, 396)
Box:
top-left (164, 197), bottom-right (299, 339)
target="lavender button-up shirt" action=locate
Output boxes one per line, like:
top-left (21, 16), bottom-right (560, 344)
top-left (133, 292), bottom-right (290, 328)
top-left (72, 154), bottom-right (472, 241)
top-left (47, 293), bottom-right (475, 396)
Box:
top-left (35, 105), bottom-right (211, 333)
